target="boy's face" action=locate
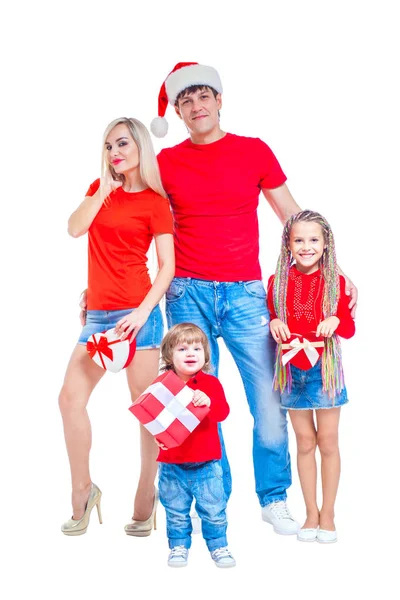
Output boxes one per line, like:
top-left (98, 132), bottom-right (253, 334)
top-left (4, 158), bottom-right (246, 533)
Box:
top-left (172, 340), bottom-right (205, 381)
top-left (175, 88), bottom-right (222, 137)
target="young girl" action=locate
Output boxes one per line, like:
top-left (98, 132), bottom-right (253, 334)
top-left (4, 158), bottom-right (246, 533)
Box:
top-left (157, 323), bottom-right (236, 568)
top-left (267, 210), bottom-right (355, 543)
top-left (59, 117), bottom-right (174, 536)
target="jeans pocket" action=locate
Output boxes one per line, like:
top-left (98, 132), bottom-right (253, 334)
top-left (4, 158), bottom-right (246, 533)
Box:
top-left (159, 473), bottom-right (182, 504)
top-left (166, 280), bottom-right (186, 303)
top-left (202, 463), bottom-right (224, 503)
top-left (243, 280), bottom-right (267, 299)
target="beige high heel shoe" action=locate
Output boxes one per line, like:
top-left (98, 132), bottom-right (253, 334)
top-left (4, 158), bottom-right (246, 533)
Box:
top-left (124, 488), bottom-right (158, 537)
top-left (61, 483), bottom-right (102, 536)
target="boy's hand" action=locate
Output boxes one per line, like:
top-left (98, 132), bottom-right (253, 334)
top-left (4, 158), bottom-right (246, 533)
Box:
top-left (316, 316), bottom-right (340, 338)
top-left (269, 318), bottom-right (291, 343)
top-left (192, 390), bottom-right (211, 408)
top-left (154, 438), bottom-right (168, 451)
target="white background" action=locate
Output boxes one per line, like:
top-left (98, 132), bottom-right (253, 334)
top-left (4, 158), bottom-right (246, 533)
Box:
top-left (1, 1), bottom-right (398, 598)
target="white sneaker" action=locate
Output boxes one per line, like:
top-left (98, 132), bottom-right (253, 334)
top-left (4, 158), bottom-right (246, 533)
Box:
top-left (297, 527), bottom-right (318, 542)
top-left (167, 546), bottom-right (189, 567)
top-left (317, 529), bottom-right (337, 544)
top-left (190, 509), bottom-right (201, 535)
top-left (262, 501), bottom-right (300, 535)
top-left (210, 547), bottom-right (236, 568)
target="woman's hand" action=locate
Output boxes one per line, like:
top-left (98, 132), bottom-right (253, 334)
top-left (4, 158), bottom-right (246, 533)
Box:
top-left (79, 289), bottom-right (87, 325)
top-left (192, 390), bottom-right (211, 408)
top-left (316, 316), bottom-right (340, 338)
top-left (269, 318), bottom-right (291, 343)
top-left (114, 307), bottom-right (151, 341)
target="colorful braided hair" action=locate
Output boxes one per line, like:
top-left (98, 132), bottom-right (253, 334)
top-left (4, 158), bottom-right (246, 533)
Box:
top-left (272, 210), bottom-right (345, 399)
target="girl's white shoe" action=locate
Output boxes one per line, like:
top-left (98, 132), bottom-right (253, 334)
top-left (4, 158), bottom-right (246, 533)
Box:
top-left (317, 529), bottom-right (337, 543)
top-left (297, 527), bottom-right (318, 542)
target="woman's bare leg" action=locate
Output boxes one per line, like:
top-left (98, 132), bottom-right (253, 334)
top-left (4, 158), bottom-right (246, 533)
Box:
top-left (316, 407), bottom-right (341, 531)
top-left (125, 348), bottom-right (160, 520)
top-left (289, 410), bottom-right (319, 528)
top-left (59, 345), bottom-right (105, 519)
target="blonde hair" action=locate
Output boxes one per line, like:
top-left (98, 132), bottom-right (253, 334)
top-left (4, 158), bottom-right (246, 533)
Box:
top-left (100, 117), bottom-right (167, 202)
top-left (160, 323), bottom-right (211, 374)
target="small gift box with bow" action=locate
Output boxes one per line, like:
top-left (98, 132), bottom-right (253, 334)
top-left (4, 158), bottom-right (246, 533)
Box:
top-left (281, 333), bottom-right (325, 370)
top-left (86, 328), bottom-right (136, 373)
top-left (129, 371), bottom-right (210, 449)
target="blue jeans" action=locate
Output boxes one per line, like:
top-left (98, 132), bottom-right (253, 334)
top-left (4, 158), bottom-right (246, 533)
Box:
top-left (78, 305), bottom-right (164, 348)
top-left (166, 278), bottom-right (291, 507)
top-left (158, 460), bottom-right (228, 551)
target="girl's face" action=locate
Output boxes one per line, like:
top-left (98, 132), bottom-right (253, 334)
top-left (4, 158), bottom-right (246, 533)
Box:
top-left (105, 123), bottom-right (140, 175)
top-left (172, 340), bottom-right (205, 382)
top-left (289, 221), bottom-right (326, 274)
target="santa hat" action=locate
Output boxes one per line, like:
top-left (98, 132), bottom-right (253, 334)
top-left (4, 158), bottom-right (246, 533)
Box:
top-left (150, 62), bottom-right (223, 138)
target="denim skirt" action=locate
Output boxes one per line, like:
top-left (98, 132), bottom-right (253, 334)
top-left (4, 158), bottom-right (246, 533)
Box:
top-left (281, 361), bottom-right (348, 410)
top-left (78, 305), bottom-right (164, 349)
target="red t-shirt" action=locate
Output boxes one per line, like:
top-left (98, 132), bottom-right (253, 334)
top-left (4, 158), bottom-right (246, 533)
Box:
top-left (267, 266), bottom-right (355, 370)
top-left (158, 133), bottom-right (286, 281)
top-left (157, 371), bottom-right (230, 464)
top-left (85, 179), bottom-right (173, 310)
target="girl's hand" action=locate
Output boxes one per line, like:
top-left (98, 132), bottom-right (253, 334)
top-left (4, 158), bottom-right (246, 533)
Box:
top-left (269, 318), bottom-right (291, 343)
top-left (114, 307), bottom-right (151, 341)
top-left (316, 316), bottom-right (340, 338)
top-left (192, 390), bottom-right (211, 408)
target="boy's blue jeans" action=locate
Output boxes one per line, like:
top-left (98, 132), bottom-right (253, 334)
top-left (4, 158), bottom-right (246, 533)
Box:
top-left (158, 460), bottom-right (228, 551)
top-left (166, 278), bottom-right (292, 507)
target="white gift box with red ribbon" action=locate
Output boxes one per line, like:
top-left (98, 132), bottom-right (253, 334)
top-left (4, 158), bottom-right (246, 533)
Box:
top-left (86, 328), bottom-right (136, 373)
top-left (129, 371), bottom-right (209, 449)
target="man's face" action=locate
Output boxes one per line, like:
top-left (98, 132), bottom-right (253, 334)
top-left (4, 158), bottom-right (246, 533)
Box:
top-left (175, 87), bottom-right (222, 136)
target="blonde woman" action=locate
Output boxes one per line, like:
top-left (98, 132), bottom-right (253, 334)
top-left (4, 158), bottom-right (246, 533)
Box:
top-left (59, 117), bottom-right (174, 536)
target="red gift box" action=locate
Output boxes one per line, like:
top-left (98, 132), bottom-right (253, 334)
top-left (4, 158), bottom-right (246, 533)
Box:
top-left (129, 371), bottom-right (210, 449)
top-left (281, 333), bottom-right (324, 367)
top-left (86, 328), bottom-right (136, 373)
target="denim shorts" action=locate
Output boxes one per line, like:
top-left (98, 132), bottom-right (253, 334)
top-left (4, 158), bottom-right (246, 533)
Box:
top-left (78, 304), bottom-right (164, 349)
top-left (281, 361), bottom-right (348, 410)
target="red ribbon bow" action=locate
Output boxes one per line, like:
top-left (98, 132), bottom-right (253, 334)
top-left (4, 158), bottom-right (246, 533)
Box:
top-left (87, 336), bottom-right (114, 364)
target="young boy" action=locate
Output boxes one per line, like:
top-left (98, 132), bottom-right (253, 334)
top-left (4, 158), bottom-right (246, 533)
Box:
top-left (157, 323), bottom-right (235, 568)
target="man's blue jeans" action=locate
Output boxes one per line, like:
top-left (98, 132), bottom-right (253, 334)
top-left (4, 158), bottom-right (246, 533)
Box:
top-left (166, 278), bottom-right (292, 507)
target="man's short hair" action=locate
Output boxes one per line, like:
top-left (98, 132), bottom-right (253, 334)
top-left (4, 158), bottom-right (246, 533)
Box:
top-left (175, 85), bottom-right (219, 107)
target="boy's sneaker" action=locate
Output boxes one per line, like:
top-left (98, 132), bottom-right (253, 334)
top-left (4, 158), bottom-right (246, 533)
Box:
top-left (210, 547), bottom-right (236, 568)
top-left (167, 545), bottom-right (189, 568)
top-left (261, 500), bottom-right (300, 535)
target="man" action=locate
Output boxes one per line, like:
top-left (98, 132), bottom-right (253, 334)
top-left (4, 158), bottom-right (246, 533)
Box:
top-left (150, 62), bottom-right (357, 535)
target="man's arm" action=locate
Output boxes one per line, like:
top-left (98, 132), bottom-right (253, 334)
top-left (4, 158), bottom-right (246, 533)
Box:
top-left (261, 183), bottom-right (301, 224)
top-left (261, 183), bottom-right (358, 317)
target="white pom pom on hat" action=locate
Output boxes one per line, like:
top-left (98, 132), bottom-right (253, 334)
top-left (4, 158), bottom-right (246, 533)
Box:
top-left (150, 116), bottom-right (169, 138)
top-left (150, 62), bottom-right (223, 138)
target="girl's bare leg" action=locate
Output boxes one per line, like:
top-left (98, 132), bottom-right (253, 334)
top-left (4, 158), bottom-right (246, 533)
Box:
top-left (316, 407), bottom-right (341, 531)
top-left (289, 410), bottom-right (319, 528)
top-left (125, 348), bottom-right (160, 520)
top-left (59, 345), bottom-right (105, 519)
